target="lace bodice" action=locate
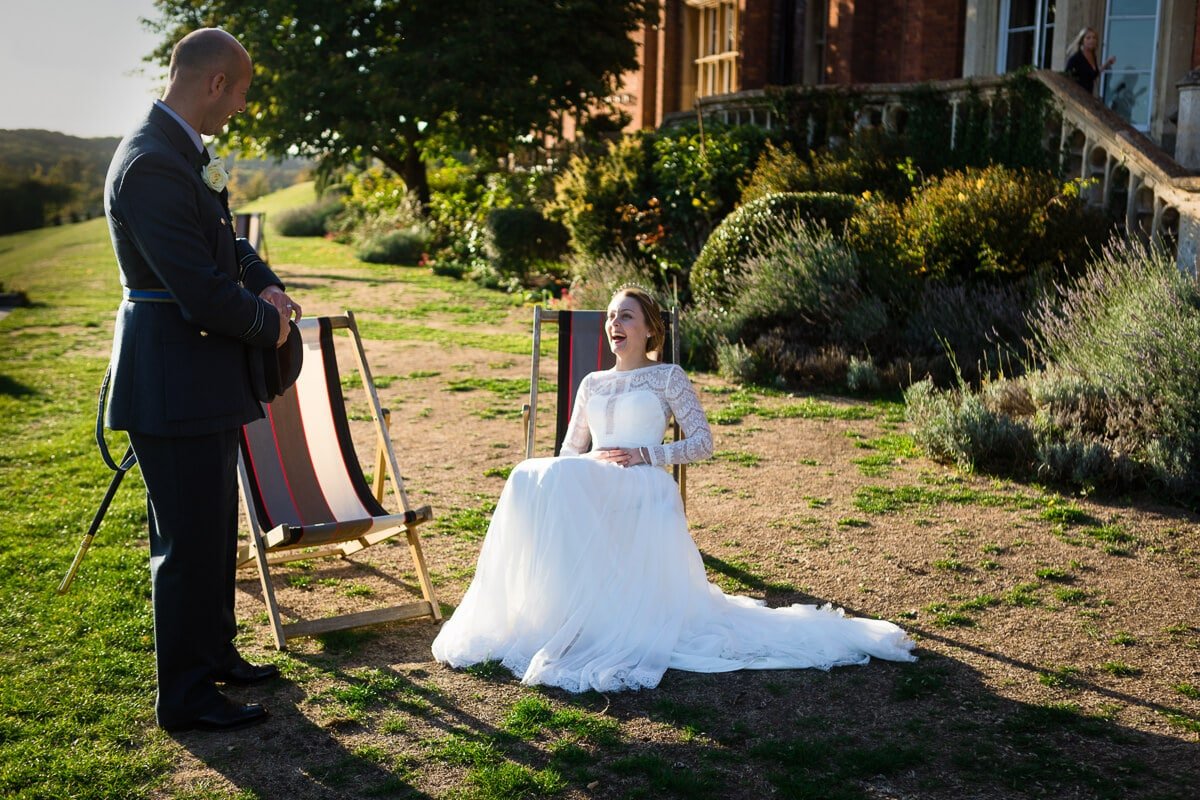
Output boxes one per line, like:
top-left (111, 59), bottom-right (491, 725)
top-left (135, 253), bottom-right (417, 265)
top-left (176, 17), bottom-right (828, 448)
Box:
top-left (559, 363), bottom-right (713, 467)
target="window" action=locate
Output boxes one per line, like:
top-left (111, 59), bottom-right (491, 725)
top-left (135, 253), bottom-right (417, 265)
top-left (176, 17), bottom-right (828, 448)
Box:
top-left (998, 0), bottom-right (1056, 72)
top-left (690, 0), bottom-right (739, 98)
top-left (1102, 0), bottom-right (1161, 131)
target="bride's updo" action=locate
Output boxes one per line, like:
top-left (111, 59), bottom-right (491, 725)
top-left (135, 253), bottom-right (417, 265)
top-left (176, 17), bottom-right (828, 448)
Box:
top-left (615, 286), bottom-right (666, 358)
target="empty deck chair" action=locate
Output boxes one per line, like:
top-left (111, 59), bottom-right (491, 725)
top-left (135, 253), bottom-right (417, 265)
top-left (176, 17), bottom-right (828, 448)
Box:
top-left (521, 306), bottom-right (687, 504)
top-left (233, 212), bottom-right (268, 262)
top-left (237, 311), bottom-right (439, 649)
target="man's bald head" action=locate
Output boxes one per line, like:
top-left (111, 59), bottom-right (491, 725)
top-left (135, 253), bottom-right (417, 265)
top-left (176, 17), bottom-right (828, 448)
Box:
top-left (161, 28), bottom-right (253, 137)
top-left (168, 28), bottom-right (250, 85)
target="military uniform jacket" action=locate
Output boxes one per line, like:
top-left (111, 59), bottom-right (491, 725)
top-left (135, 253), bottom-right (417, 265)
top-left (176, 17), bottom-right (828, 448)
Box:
top-left (104, 104), bottom-right (283, 437)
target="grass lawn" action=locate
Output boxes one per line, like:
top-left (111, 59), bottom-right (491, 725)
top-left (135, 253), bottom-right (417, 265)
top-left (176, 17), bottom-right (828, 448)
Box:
top-left (1, 184), bottom-right (1198, 799)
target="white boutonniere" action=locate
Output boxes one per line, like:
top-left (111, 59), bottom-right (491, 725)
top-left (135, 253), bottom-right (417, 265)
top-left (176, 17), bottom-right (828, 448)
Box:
top-left (200, 157), bottom-right (229, 193)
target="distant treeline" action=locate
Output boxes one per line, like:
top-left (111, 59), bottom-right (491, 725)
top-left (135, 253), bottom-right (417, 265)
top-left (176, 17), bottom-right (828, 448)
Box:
top-left (0, 129), bottom-right (310, 235)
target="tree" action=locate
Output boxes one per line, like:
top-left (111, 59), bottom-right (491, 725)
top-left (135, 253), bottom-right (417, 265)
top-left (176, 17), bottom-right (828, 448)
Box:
top-left (147, 0), bottom-right (653, 207)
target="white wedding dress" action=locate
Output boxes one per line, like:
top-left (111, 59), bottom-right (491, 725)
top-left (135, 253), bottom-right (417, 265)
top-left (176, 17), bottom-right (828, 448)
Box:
top-left (431, 363), bottom-right (915, 692)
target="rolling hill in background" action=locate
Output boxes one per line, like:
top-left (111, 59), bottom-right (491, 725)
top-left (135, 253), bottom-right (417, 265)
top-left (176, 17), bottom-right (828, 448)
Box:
top-left (0, 128), bottom-right (309, 234)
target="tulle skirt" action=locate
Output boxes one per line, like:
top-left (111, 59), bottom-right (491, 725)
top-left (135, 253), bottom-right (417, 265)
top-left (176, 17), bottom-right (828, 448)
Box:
top-left (431, 456), bottom-right (915, 693)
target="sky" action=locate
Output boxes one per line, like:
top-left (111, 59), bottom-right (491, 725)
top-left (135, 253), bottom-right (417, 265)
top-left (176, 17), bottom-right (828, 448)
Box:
top-left (0, 0), bottom-right (165, 139)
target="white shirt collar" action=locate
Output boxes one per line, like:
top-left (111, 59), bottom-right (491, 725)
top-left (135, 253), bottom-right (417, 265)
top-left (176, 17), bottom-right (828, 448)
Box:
top-left (154, 99), bottom-right (205, 156)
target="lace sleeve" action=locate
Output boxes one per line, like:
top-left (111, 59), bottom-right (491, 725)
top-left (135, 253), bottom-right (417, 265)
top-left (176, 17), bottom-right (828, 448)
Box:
top-left (647, 365), bottom-right (713, 466)
top-left (558, 374), bottom-right (592, 456)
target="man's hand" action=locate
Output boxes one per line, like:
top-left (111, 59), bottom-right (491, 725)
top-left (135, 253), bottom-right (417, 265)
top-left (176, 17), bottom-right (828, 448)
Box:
top-left (259, 286), bottom-right (302, 348)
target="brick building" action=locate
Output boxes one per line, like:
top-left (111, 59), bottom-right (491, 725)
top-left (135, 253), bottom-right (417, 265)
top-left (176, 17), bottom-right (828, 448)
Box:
top-left (617, 0), bottom-right (1200, 149)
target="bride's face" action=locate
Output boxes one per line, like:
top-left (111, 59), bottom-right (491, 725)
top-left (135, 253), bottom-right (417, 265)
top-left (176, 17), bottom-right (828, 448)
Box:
top-left (605, 293), bottom-right (649, 360)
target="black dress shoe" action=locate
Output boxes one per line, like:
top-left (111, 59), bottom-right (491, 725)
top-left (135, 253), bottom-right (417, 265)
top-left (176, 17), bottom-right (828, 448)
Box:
top-left (162, 698), bottom-right (268, 733)
top-left (214, 659), bottom-right (280, 686)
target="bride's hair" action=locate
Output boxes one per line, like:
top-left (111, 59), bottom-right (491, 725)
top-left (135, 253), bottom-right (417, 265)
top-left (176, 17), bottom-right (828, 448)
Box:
top-left (615, 286), bottom-right (666, 357)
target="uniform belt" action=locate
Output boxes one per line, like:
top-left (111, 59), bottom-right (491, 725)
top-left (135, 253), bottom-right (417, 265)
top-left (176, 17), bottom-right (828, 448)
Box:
top-left (123, 288), bottom-right (175, 303)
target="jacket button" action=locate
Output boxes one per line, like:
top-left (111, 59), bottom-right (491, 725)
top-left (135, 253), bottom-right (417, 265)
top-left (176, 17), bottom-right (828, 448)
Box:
top-left (200, 330), bottom-right (209, 337)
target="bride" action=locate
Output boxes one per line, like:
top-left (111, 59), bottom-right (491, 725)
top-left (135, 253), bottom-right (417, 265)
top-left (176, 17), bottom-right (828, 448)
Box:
top-left (431, 287), bottom-right (916, 692)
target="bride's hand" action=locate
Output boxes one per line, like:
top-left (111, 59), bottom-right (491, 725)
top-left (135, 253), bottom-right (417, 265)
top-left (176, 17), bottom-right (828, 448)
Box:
top-left (592, 447), bottom-right (648, 467)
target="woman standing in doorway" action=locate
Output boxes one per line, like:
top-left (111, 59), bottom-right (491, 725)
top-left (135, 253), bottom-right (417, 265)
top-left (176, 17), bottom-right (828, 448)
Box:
top-left (1065, 26), bottom-right (1116, 94)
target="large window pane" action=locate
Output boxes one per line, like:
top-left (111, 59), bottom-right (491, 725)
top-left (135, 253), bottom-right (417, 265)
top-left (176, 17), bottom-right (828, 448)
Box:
top-left (1110, 0), bottom-right (1157, 17)
top-left (1008, 0), bottom-right (1037, 28)
top-left (1005, 30), bottom-right (1035, 72)
top-left (1105, 70), bottom-right (1151, 127)
top-left (1040, 25), bottom-right (1055, 68)
top-left (1107, 19), bottom-right (1156, 71)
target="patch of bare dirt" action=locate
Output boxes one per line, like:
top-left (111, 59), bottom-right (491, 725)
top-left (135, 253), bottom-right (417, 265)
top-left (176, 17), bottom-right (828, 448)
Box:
top-left (156, 258), bottom-right (1200, 800)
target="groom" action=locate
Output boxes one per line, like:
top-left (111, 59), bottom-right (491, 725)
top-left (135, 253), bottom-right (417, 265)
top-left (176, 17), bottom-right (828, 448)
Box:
top-left (104, 28), bottom-right (300, 732)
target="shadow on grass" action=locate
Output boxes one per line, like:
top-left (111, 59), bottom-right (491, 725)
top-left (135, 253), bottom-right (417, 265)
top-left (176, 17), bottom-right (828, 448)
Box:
top-left (169, 676), bottom-right (436, 799)
top-left (0, 373), bottom-right (36, 398)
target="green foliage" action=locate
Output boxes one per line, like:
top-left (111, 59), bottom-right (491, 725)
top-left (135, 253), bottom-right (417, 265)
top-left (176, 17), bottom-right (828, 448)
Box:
top-left (275, 194), bottom-right (346, 237)
top-left (904, 379), bottom-right (1036, 474)
top-left (690, 191), bottom-right (859, 302)
top-left (356, 227), bottom-right (429, 264)
top-left (904, 74), bottom-right (1056, 175)
top-left (148, 0), bottom-right (652, 202)
top-left (483, 207), bottom-right (570, 278)
top-left (423, 160), bottom-right (560, 287)
top-left (742, 135), bottom-right (914, 204)
top-left (904, 165), bottom-right (1106, 279)
top-left (649, 123), bottom-right (770, 264)
top-left (904, 241), bottom-right (1200, 505)
top-left (688, 220), bottom-right (882, 383)
top-left (551, 124), bottom-right (771, 297)
top-left (1030, 241), bottom-right (1200, 499)
top-left (0, 130), bottom-right (118, 231)
top-left (551, 133), bottom-right (653, 263)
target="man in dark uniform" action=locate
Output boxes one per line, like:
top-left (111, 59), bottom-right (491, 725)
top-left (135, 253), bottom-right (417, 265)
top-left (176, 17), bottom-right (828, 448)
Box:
top-left (104, 27), bottom-right (300, 732)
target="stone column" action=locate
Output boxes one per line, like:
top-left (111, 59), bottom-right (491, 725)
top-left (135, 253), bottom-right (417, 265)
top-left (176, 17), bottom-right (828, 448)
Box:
top-left (1175, 69), bottom-right (1200, 171)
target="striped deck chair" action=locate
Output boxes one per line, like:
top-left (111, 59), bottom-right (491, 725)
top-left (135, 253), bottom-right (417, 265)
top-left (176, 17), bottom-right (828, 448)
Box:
top-left (521, 306), bottom-right (687, 505)
top-left (233, 212), bottom-right (268, 263)
top-left (237, 311), bottom-right (439, 649)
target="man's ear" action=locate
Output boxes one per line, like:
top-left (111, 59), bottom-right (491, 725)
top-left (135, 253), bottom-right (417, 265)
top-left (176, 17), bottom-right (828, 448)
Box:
top-left (209, 72), bottom-right (227, 97)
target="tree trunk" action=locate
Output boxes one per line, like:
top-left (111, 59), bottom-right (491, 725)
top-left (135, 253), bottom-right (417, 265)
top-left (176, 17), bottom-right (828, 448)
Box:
top-left (373, 134), bottom-right (430, 214)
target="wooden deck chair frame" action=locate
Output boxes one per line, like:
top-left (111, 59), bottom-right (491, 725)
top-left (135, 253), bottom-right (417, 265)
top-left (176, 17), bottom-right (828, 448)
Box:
top-left (521, 306), bottom-right (687, 507)
top-left (233, 212), bottom-right (268, 263)
top-left (237, 310), bottom-right (440, 650)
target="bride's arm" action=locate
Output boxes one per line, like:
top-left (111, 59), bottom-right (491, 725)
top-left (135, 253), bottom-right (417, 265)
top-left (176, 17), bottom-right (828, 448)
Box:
top-left (558, 374), bottom-right (593, 456)
top-left (645, 365), bottom-right (714, 466)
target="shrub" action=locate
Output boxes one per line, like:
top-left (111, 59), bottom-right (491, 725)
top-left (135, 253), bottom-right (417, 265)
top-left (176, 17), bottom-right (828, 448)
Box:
top-left (567, 250), bottom-right (668, 312)
top-left (845, 196), bottom-right (920, 297)
top-left (690, 191), bottom-right (859, 302)
top-left (275, 194), bottom-right (345, 237)
top-left (740, 141), bottom-right (809, 203)
top-left (650, 123), bottom-right (771, 264)
top-left (906, 241), bottom-right (1200, 504)
top-left (1029, 240), bottom-right (1200, 498)
top-left (904, 165), bottom-right (1106, 279)
top-left (356, 227), bottom-right (429, 264)
top-left (551, 134), bottom-right (653, 263)
top-left (904, 379), bottom-right (1036, 473)
top-left (687, 220), bottom-right (878, 383)
top-left (484, 208), bottom-right (570, 278)
top-left (846, 356), bottom-right (881, 393)
top-left (552, 125), bottom-right (774, 298)
top-left (716, 341), bottom-right (772, 385)
top-left (899, 279), bottom-right (1037, 385)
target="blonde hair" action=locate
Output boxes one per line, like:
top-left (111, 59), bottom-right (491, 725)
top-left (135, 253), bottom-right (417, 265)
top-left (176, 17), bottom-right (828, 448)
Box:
top-left (614, 286), bottom-right (666, 357)
top-left (1067, 27), bottom-right (1097, 57)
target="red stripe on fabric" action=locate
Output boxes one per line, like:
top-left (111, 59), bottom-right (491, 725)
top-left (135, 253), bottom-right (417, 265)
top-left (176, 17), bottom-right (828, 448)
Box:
top-left (241, 427), bottom-right (273, 530)
top-left (267, 401), bottom-right (307, 527)
top-left (595, 316), bottom-right (605, 371)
